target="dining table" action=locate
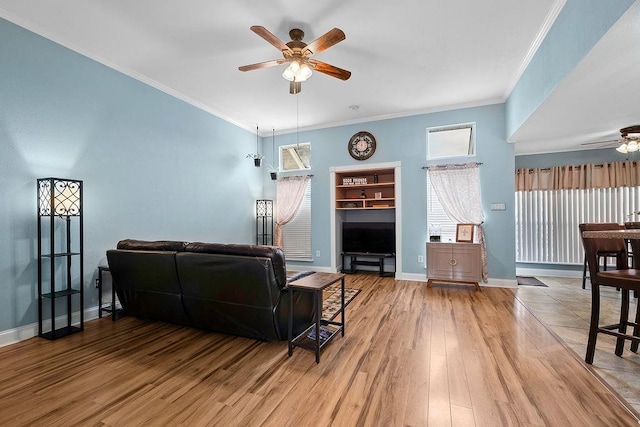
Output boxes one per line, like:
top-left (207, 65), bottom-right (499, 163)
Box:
top-left (582, 229), bottom-right (640, 240)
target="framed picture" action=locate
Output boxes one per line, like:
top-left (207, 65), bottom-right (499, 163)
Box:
top-left (456, 224), bottom-right (474, 243)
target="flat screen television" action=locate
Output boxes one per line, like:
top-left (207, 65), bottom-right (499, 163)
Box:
top-left (342, 222), bottom-right (395, 254)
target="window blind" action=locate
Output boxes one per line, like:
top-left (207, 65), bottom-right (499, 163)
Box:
top-left (515, 186), bottom-right (640, 264)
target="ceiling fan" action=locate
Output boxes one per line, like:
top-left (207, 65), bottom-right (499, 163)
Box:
top-left (238, 26), bottom-right (351, 94)
top-left (580, 125), bottom-right (640, 152)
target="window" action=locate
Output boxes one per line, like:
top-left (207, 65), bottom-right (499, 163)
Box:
top-left (281, 179), bottom-right (312, 260)
top-left (427, 123), bottom-right (475, 160)
top-left (280, 143), bottom-right (311, 172)
top-left (426, 173), bottom-right (457, 242)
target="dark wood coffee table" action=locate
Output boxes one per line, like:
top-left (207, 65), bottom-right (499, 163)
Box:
top-left (287, 272), bottom-right (346, 363)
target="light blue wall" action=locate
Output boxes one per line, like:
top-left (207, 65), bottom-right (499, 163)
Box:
top-left (263, 103), bottom-right (515, 279)
top-left (1, 18), bottom-right (261, 333)
top-left (505, 0), bottom-right (634, 139)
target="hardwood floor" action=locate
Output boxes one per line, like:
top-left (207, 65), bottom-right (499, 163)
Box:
top-left (0, 274), bottom-right (638, 426)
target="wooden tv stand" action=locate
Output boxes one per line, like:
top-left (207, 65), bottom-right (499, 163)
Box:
top-left (342, 252), bottom-right (395, 277)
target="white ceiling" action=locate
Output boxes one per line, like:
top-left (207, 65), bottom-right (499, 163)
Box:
top-left (1, 0), bottom-right (636, 154)
top-left (511, 0), bottom-right (640, 155)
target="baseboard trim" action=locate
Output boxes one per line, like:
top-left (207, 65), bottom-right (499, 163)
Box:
top-left (0, 306), bottom-right (100, 348)
top-left (398, 272), bottom-right (426, 282)
top-left (516, 267), bottom-right (582, 279)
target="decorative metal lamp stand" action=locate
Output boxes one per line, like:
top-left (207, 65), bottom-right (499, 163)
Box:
top-left (256, 199), bottom-right (274, 245)
top-left (37, 178), bottom-right (84, 340)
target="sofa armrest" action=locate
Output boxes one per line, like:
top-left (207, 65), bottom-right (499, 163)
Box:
top-left (287, 271), bottom-right (316, 282)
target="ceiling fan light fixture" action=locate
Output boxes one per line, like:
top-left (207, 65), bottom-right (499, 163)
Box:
top-left (282, 60), bottom-right (312, 82)
top-left (282, 66), bottom-right (295, 81)
top-left (299, 63), bottom-right (312, 80)
top-left (616, 143), bottom-right (628, 154)
top-left (627, 141), bottom-right (639, 152)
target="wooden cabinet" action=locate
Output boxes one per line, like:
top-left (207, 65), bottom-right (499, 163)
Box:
top-left (335, 168), bottom-right (395, 210)
top-left (427, 242), bottom-right (481, 289)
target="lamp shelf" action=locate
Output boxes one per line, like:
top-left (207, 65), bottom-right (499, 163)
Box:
top-left (40, 325), bottom-right (82, 341)
top-left (256, 199), bottom-right (274, 246)
top-left (37, 177), bottom-right (84, 340)
top-left (42, 289), bottom-right (81, 299)
top-left (41, 252), bottom-right (81, 258)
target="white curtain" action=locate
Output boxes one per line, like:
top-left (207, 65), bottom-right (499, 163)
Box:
top-left (428, 163), bottom-right (487, 282)
top-left (275, 175), bottom-right (310, 247)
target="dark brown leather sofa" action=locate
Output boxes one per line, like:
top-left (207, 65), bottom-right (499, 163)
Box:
top-left (106, 239), bottom-right (315, 341)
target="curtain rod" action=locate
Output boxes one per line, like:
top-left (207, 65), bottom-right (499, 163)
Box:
top-left (422, 162), bottom-right (483, 170)
top-left (518, 161), bottom-right (638, 173)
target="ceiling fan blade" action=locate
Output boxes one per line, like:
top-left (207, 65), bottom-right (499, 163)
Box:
top-left (304, 28), bottom-right (346, 55)
top-left (290, 81), bottom-right (302, 95)
top-left (238, 59), bottom-right (288, 72)
top-left (308, 60), bottom-right (351, 80)
top-left (580, 139), bottom-right (618, 146)
top-left (250, 26), bottom-right (292, 54)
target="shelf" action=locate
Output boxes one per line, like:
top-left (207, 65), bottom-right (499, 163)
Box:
top-left (335, 168), bottom-right (395, 211)
top-left (100, 304), bottom-right (122, 313)
top-left (337, 207), bottom-right (396, 210)
top-left (337, 197), bottom-right (394, 202)
top-left (42, 288), bottom-right (81, 299)
top-left (336, 182), bottom-right (394, 189)
top-left (40, 252), bottom-right (81, 258)
top-left (292, 323), bottom-right (341, 351)
top-left (40, 325), bottom-right (82, 340)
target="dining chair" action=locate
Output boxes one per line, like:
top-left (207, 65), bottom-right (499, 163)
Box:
top-left (624, 222), bottom-right (640, 351)
top-left (580, 224), bottom-right (640, 364)
top-left (624, 222), bottom-right (640, 267)
top-left (579, 223), bottom-right (627, 289)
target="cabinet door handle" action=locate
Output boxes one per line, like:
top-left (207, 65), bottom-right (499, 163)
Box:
top-left (449, 258), bottom-right (457, 266)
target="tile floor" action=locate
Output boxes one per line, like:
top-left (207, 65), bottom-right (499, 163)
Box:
top-left (514, 276), bottom-right (640, 412)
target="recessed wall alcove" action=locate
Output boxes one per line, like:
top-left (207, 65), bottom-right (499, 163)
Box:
top-left (330, 161), bottom-right (402, 277)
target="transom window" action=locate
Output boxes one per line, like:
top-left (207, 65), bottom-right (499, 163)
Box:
top-left (280, 143), bottom-right (311, 172)
top-left (427, 123), bottom-right (475, 160)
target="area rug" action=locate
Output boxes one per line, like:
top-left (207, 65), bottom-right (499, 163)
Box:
top-left (517, 276), bottom-right (548, 287)
top-left (322, 287), bottom-right (361, 321)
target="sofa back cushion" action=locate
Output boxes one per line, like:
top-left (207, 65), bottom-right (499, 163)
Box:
top-left (185, 243), bottom-right (287, 288)
top-left (116, 239), bottom-right (187, 252)
top-left (176, 252), bottom-right (282, 340)
top-left (106, 249), bottom-right (190, 324)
